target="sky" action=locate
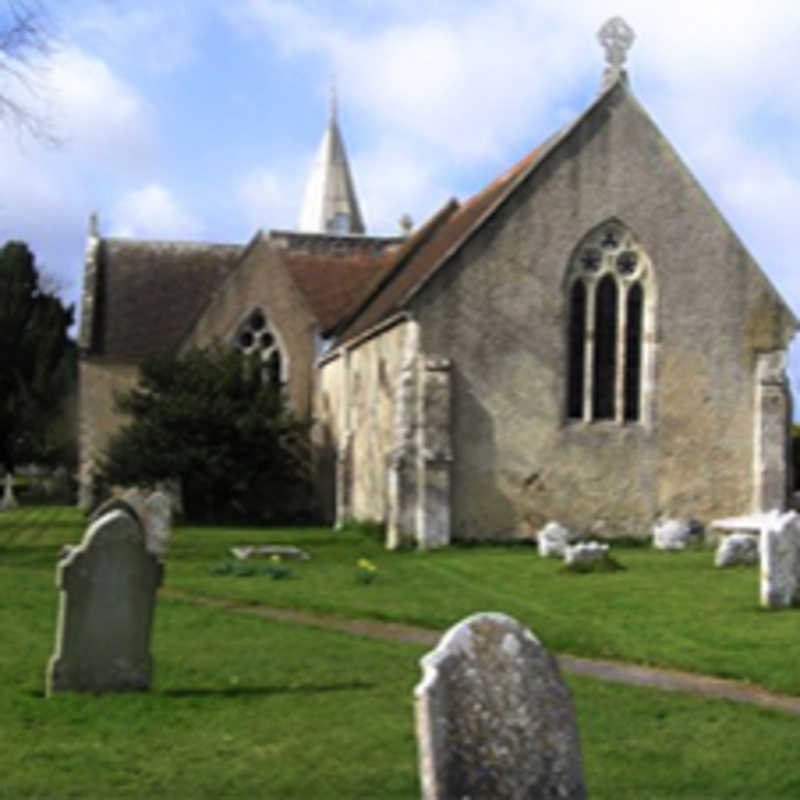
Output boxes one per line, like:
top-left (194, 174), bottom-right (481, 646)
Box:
top-left (3, 0), bottom-right (800, 390)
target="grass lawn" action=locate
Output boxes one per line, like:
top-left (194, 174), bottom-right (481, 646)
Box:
top-left (3, 506), bottom-right (800, 797)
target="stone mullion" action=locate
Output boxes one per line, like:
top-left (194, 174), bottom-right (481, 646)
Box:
top-left (640, 286), bottom-right (656, 429)
top-left (583, 278), bottom-right (596, 422)
top-left (614, 280), bottom-right (627, 424)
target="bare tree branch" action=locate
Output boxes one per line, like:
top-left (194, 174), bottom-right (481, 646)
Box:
top-left (0, 1), bottom-right (57, 144)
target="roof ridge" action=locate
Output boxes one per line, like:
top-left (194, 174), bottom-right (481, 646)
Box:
top-left (330, 198), bottom-right (460, 337)
top-left (396, 74), bottom-right (627, 309)
top-left (103, 237), bottom-right (242, 249)
top-left (334, 76), bottom-right (628, 345)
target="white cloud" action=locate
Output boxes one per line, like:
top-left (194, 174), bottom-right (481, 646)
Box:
top-left (355, 142), bottom-right (455, 235)
top-left (110, 184), bottom-right (202, 239)
top-left (46, 47), bottom-right (157, 166)
top-left (233, 1), bottom-right (588, 161)
top-left (235, 161), bottom-right (307, 232)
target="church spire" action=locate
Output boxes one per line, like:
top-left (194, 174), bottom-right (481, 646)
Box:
top-left (297, 90), bottom-right (365, 235)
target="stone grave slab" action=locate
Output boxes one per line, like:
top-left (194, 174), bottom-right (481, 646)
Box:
top-left (415, 611), bottom-right (587, 799)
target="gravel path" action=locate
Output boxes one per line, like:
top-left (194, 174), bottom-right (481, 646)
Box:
top-left (161, 588), bottom-right (800, 715)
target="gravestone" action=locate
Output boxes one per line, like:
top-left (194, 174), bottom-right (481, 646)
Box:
top-left (143, 490), bottom-right (172, 557)
top-left (90, 487), bottom-right (173, 558)
top-left (51, 466), bottom-right (72, 501)
top-left (760, 510), bottom-right (800, 609)
top-left (537, 521), bottom-right (571, 558)
top-left (46, 508), bottom-right (163, 695)
top-left (565, 540), bottom-right (609, 566)
top-left (652, 518), bottom-right (692, 550)
top-left (415, 612), bottom-right (587, 800)
top-left (714, 533), bottom-right (758, 567)
top-left (0, 472), bottom-right (18, 510)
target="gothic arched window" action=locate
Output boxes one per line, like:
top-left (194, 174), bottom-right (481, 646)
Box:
top-left (566, 221), bottom-right (655, 425)
top-left (233, 308), bottom-right (287, 389)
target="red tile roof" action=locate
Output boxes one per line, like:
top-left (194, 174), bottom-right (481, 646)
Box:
top-left (281, 249), bottom-right (390, 333)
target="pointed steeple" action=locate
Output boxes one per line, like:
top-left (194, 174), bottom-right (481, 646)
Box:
top-left (297, 89), bottom-right (365, 235)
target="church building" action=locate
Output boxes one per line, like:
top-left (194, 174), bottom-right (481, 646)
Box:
top-left (77, 19), bottom-right (796, 545)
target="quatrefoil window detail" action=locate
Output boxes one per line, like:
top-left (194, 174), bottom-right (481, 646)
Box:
top-left (581, 249), bottom-right (601, 272)
top-left (233, 308), bottom-right (285, 388)
top-left (617, 251), bottom-right (638, 275)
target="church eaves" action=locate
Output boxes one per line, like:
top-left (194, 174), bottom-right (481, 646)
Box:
top-left (297, 96), bottom-right (365, 235)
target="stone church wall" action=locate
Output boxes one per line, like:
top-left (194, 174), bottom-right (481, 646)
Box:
top-left (315, 320), bottom-right (411, 526)
top-left (313, 351), bottom-right (345, 523)
top-left (184, 238), bottom-right (317, 422)
top-left (410, 86), bottom-right (794, 539)
top-left (78, 359), bottom-right (140, 507)
top-left (350, 330), bottom-right (403, 521)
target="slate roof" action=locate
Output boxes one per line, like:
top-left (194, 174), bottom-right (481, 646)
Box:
top-left (87, 239), bottom-right (242, 359)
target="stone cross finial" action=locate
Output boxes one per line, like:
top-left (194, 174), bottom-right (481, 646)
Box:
top-left (597, 16), bottom-right (635, 69)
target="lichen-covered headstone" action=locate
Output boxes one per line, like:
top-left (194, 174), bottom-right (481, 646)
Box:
top-left (565, 540), bottom-right (609, 566)
top-left (90, 488), bottom-right (173, 558)
top-left (537, 521), bottom-right (571, 558)
top-left (143, 490), bottom-right (172, 557)
top-left (46, 509), bottom-right (163, 695)
top-left (653, 518), bottom-right (691, 550)
top-left (714, 533), bottom-right (758, 567)
top-left (0, 472), bottom-right (18, 510)
top-left (760, 511), bottom-right (800, 608)
top-left (414, 612), bottom-right (587, 800)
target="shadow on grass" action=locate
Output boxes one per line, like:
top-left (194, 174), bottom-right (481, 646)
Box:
top-left (28, 681), bottom-right (377, 699)
top-left (163, 681), bottom-right (376, 698)
top-left (0, 547), bottom-right (69, 569)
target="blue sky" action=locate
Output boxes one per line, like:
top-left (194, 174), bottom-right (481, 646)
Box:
top-left (4, 1), bottom-right (800, 392)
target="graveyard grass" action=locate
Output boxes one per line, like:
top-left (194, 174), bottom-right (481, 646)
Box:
top-left (4, 508), bottom-right (800, 798)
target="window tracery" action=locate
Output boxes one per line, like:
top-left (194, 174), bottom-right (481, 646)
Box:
top-left (566, 221), bottom-right (655, 425)
top-left (233, 308), bottom-right (286, 388)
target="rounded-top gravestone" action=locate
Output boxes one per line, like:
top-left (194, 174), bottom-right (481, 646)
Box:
top-left (414, 612), bottom-right (587, 799)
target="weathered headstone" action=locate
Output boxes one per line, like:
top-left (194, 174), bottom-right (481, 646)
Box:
top-left (415, 612), bottom-right (587, 800)
top-left (46, 508), bottom-right (163, 695)
top-left (0, 472), bottom-right (18, 510)
top-left (90, 487), bottom-right (173, 558)
top-left (760, 511), bottom-right (800, 609)
top-left (565, 540), bottom-right (609, 566)
top-left (156, 477), bottom-right (183, 518)
top-left (537, 521), bottom-right (571, 558)
top-left (143, 490), bottom-right (172, 557)
top-left (714, 533), bottom-right (758, 567)
top-left (652, 518), bottom-right (692, 550)
top-left (51, 465), bottom-right (72, 500)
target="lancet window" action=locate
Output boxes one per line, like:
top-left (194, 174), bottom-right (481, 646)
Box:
top-left (566, 221), bottom-right (654, 425)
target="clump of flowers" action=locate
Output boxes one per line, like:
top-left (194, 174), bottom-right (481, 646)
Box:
top-left (354, 557), bottom-right (378, 584)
